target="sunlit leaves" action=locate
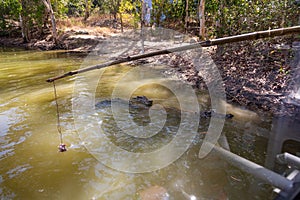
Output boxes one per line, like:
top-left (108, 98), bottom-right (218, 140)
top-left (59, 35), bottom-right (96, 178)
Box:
top-left (0, 0), bottom-right (21, 31)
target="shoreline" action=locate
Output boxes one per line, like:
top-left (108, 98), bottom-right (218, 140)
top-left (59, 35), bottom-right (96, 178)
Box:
top-left (1, 31), bottom-right (299, 117)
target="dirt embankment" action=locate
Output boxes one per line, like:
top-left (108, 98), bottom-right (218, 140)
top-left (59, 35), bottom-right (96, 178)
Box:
top-left (211, 38), bottom-right (300, 116)
top-left (0, 26), bottom-right (118, 51)
top-left (0, 15), bottom-right (123, 51)
top-left (213, 39), bottom-right (299, 116)
top-left (130, 36), bottom-right (300, 116)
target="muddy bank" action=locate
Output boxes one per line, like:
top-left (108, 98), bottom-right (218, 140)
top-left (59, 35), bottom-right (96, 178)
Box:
top-left (129, 36), bottom-right (300, 116)
top-left (211, 37), bottom-right (300, 117)
top-left (0, 28), bottom-right (113, 51)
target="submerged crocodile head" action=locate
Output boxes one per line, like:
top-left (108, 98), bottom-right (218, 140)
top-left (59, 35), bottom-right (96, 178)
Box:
top-left (130, 96), bottom-right (153, 107)
top-left (95, 96), bottom-right (153, 109)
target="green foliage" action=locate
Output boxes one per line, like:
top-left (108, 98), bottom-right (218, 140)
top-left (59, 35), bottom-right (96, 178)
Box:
top-left (103, 0), bottom-right (121, 14)
top-left (20, 0), bottom-right (46, 28)
top-left (65, 0), bottom-right (86, 17)
top-left (205, 0), bottom-right (300, 37)
top-left (1, 0), bottom-right (299, 39)
top-left (0, 0), bottom-right (21, 32)
top-left (119, 0), bottom-right (141, 27)
top-left (52, 0), bottom-right (69, 18)
top-left (165, 0), bottom-right (185, 19)
top-left (152, 0), bottom-right (166, 25)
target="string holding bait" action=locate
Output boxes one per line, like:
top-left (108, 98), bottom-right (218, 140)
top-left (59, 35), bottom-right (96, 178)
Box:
top-left (52, 81), bottom-right (67, 152)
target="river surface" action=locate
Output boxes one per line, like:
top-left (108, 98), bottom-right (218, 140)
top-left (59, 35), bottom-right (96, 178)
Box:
top-left (0, 47), bottom-right (294, 199)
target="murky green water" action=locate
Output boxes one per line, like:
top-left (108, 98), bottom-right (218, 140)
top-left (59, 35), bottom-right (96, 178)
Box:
top-left (0, 47), bottom-right (283, 199)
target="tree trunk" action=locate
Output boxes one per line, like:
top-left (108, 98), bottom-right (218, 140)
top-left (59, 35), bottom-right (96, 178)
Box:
top-left (185, 0), bottom-right (189, 33)
top-left (42, 0), bottom-right (57, 44)
top-left (84, 0), bottom-right (90, 21)
top-left (198, 0), bottom-right (205, 39)
top-left (119, 12), bottom-right (124, 33)
top-left (19, 14), bottom-right (26, 42)
top-left (217, 0), bottom-right (227, 37)
top-left (141, 0), bottom-right (145, 28)
top-left (280, 0), bottom-right (287, 28)
top-left (20, 1), bottom-right (30, 43)
top-left (140, 0), bottom-right (145, 53)
top-left (155, 0), bottom-right (164, 27)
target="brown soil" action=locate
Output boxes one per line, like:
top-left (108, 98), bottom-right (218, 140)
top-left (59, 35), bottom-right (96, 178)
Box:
top-left (211, 38), bottom-right (300, 116)
top-left (130, 36), bottom-right (300, 117)
top-left (0, 26), bottom-right (120, 51)
top-left (0, 15), bottom-right (125, 51)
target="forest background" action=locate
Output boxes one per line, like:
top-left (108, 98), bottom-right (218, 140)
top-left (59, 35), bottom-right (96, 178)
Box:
top-left (1, 0), bottom-right (300, 43)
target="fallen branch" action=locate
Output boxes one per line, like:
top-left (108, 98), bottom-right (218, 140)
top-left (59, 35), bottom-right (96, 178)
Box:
top-left (46, 26), bottom-right (300, 82)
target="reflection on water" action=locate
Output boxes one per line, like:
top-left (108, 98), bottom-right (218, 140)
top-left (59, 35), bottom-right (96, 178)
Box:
top-left (0, 47), bottom-right (291, 199)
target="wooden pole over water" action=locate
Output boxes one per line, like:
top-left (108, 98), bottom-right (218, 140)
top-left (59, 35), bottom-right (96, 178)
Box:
top-left (46, 26), bottom-right (300, 83)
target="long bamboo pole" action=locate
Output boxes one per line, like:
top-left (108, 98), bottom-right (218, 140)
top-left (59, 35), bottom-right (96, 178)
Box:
top-left (46, 26), bottom-right (300, 82)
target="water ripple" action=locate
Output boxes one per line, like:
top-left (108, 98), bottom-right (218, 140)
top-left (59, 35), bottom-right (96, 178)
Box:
top-left (6, 164), bottom-right (32, 179)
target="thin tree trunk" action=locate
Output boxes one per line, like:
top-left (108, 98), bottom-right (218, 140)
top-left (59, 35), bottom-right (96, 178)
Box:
top-left (46, 26), bottom-right (300, 82)
top-left (49, 2), bottom-right (57, 44)
top-left (156, 0), bottom-right (164, 27)
top-left (198, 0), bottom-right (205, 39)
top-left (141, 0), bottom-right (145, 28)
top-left (84, 0), bottom-right (90, 21)
top-left (281, 0), bottom-right (287, 28)
top-left (42, 0), bottom-right (57, 44)
top-left (216, 0), bottom-right (226, 37)
top-left (141, 0), bottom-right (146, 53)
top-left (19, 14), bottom-right (25, 41)
top-left (119, 12), bottom-right (124, 32)
top-left (185, 0), bottom-right (189, 33)
top-left (20, 1), bottom-right (30, 43)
